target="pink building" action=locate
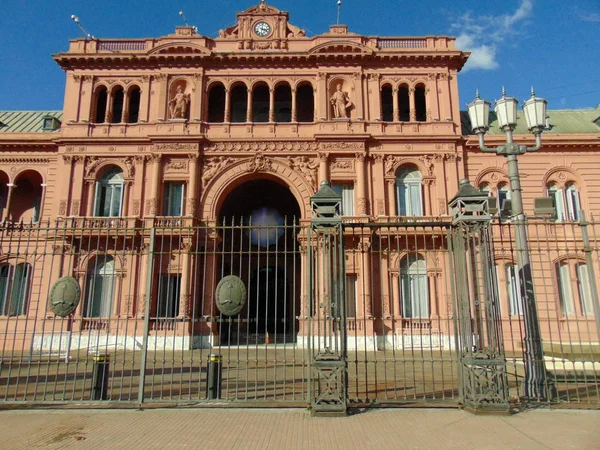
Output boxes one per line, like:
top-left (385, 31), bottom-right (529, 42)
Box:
top-left (0, 2), bottom-right (598, 407)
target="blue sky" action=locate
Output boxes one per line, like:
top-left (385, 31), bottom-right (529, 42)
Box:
top-left (0, 0), bottom-right (599, 111)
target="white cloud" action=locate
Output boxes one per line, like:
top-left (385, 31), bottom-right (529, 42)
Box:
top-left (581, 13), bottom-right (600, 22)
top-left (451, 1), bottom-right (533, 71)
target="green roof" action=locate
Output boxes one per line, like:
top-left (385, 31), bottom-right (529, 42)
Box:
top-left (0, 111), bottom-right (63, 133)
top-left (461, 105), bottom-right (600, 135)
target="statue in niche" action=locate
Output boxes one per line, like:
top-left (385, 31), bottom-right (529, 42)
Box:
top-left (169, 85), bottom-right (190, 119)
top-left (330, 83), bottom-right (352, 119)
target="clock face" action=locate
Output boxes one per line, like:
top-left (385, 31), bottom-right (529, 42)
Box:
top-left (254, 21), bottom-right (271, 37)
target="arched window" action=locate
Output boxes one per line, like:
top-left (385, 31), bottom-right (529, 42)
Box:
top-left (274, 84), bottom-right (292, 122)
top-left (94, 87), bottom-right (108, 123)
top-left (398, 86), bottom-right (410, 122)
top-left (381, 86), bottom-right (393, 122)
top-left (11, 171), bottom-right (43, 223)
top-left (252, 84), bottom-right (270, 123)
top-left (548, 183), bottom-right (581, 221)
top-left (84, 256), bottom-right (115, 318)
top-left (396, 166), bottom-right (423, 216)
top-left (400, 255), bottom-right (429, 318)
top-left (128, 87), bottom-right (141, 123)
top-left (0, 263), bottom-right (31, 316)
top-left (415, 85), bottom-right (427, 122)
top-left (230, 85), bottom-right (248, 123)
top-left (296, 84), bottom-right (314, 123)
top-left (94, 167), bottom-right (124, 217)
top-left (0, 171), bottom-right (8, 221)
top-left (207, 84), bottom-right (226, 123)
top-left (111, 87), bottom-right (124, 124)
top-left (556, 260), bottom-right (593, 317)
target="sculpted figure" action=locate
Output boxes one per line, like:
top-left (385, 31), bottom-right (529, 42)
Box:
top-left (169, 86), bottom-right (190, 119)
top-left (330, 83), bottom-right (352, 118)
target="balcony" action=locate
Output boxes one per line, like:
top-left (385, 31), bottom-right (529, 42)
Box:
top-left (55, 216), bottom-right (141, 237)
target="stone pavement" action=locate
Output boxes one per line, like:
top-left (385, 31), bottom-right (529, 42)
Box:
top-left (0, 407), bottom-right (598, 449)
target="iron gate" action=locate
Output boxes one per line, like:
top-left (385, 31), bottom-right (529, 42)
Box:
top-left (0, 211), bottom-right (599, 409)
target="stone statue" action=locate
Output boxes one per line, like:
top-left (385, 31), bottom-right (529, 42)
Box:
top-left (169, 85), bottom-right (190, 119)
top-left (330, 83), bottom-right (352, 119)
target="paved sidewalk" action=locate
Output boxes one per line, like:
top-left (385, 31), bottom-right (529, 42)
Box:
top-left (0, 407), bottom-right (598, 449)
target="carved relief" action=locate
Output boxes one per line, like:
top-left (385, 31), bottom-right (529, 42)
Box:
top-left (357, 198), bottom-right (369, 215)
top-left (419, 155), bottom-right (435, 176)
top-left (187, 198), bottom-right (196, 216)
top-left (385, 156), bottom-right (400, 176)
top-left (438, 199), bottom-right (447, 216)
top-left (145, 198), bottom-right (158, 216)
top-left (152, 143), bottom-right (198, 152)
top-left (71, 200), bottom-right (81, 216)
top-left (319, 142), bottom-right (364, 151)
top-left (202, 157), bottom-right (233, 184)
top-left (289, 156), bottom-right (318, 190)
top-left (132, 200), bottom-right (141, 216)
top-left (85, 157), bottom-right (107, 177)
top-left (376, 199), bottom-right (385, 216)
top-left (331, 159), bottom-right (353, 171)
top-left (164, 159), bottom-right (189, 173)
top-left (59, 200), bottom-right (67, 216)
top-left (248, 154), bottom-right (273, 173)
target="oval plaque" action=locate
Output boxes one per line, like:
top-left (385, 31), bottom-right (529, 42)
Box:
top-left (215, 275), bottom-right (246, 317)
top-left (49, 276), bottom-right (81, 317)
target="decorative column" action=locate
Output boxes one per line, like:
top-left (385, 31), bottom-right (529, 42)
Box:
top-left (291, 88), bottom-right (297, 122)
top-left (423, 178), bottom-right (435, 216)
top-left (187, 154), bottom-right (199, 217)
top-left (373, 154), bottom-right (386, 217)
top-left (355, 153), bottom-right (368, 215)
top-left (178, 244), bottom-right (191, 318)
top-left (353, 72), bottom-right (364, 120)
top-left (105, 90), bottom-right (114, 124)
top-left (428, 74), bottom-right (440, 121)
top-left (318, 153), bottom-right (328, 185)
top-left (409, 88), bottom-right (416, 122)
top-left (147, 155), bottom-right (161, 216)
top-left (224, 88), bottom-right (231, 122)
top-left (359, 240), bottom-right (372, 317)
top-left (367, 73), bottom-right (380, 121)
top-left (122, 92), bottom-right (130, 124)
top-left (154, 74), bottom-right (168, 121)
top-left (86, 180), bottom-right (95, 216)
top-left (392, 88), bottom-right (400, 122)
top-left (269, 88), bottom-right (275, 122)
top-left (316, 73), bottom-right (327, 121)
top-left (78, 76), bottom-right (94, 123)
top-left (4, 184), bottom-right (14, 221)
top-left (193, 72), bottom-right (204, 121)
top-left (391, 272), bottom-right (401, 317)
top-left (438, 73), bottom-right (451, 121)
top-left (246, 88), bottom-right (253, 123)
top-left (386, 178), bottom-right (396, 216)
top-left (139, 75), bottom-right (151, 122)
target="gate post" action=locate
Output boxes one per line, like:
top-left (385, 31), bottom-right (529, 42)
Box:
top-left (449, 180), bottom-right (510, 414)
top-left (308, 181), bottom-right (347, 417)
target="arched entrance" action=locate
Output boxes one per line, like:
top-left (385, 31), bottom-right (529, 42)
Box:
top-left (217, 178), bottom-right (302, 343)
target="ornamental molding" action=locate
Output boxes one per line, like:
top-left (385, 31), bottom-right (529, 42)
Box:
top-left (204, 141), bottom-right (319, 152)
top-left (0, 157), bottom-right (50, 165)
top-left (164, 158), bottom-right (189, 173)
top-left (319, 142), bottom-right (365, 151)
top-left (151, 143), bottom-right (198, 153)
top-left (247, 153), bottom-right (273, 173)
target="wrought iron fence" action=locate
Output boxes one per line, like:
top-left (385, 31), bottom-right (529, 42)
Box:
top-left (0, 215), bottom-right (598, 409)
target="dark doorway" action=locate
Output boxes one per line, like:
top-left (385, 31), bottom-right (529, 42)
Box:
top-left (218, 179), bottom-right (301, 343)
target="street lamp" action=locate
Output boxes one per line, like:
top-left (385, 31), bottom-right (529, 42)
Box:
top-left (468, 87), bottom-right (552, 401)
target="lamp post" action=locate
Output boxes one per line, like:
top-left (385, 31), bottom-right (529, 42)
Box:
top-left (468, 87), bottom-right (552, 401)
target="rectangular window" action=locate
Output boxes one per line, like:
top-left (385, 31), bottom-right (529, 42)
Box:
top-left (576, 263), bottom-right (593, 316)
top-left (505, 264), bottom-right (523, 316)
top-left (0, 265), bottom-right (11, 315)
top-left (331, 183), bottom-right (354, 216)
top-left (163, 182), bottom-right (185, 216)
top-left (157, 274), bottom-right (181, 318)
top-left (557, 262), bottom-right (575, 316)
top-left (345, 274), bottom-right (357, 318)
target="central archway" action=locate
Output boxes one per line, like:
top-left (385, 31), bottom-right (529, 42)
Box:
top-left (217, 179), bottom-right (302, 342)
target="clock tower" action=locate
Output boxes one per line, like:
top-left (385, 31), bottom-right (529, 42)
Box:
top-left (217, 0), bottom-right (306, 50)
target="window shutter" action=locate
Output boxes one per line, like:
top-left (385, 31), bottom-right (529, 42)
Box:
top-left (576, 263), bottom-right (593, 316)
top-left (557, 263), bottom-right (574, 316)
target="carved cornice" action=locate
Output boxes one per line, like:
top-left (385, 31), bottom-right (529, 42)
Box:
top-left (151, 143), bottom-right (198, 152)
top-left (0, 157), bottom-right (50, 164)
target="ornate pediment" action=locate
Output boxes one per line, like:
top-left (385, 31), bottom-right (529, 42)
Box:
top-left (218, 1), bottom-right (306, 41)
top-left (309, 41), bottom-right (374, 56)
top-left (148, 42), bottom-right (212, 55)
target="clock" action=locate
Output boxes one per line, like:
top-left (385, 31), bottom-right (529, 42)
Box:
top-left (253, 21), bottom-right (271, 37)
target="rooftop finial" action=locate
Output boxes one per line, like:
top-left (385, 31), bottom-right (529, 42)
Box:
top-left (501, 86), bottom-right (507, 97)
top-left (530, 86), bottom-right (536, 98)
top-left (337, 0), bottom-right (342, 25)
top-left (475, 89), bottom-right (480, 100)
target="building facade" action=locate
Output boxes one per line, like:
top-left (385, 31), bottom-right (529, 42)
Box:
top-left (0, 3), bottom-right (599, 406)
